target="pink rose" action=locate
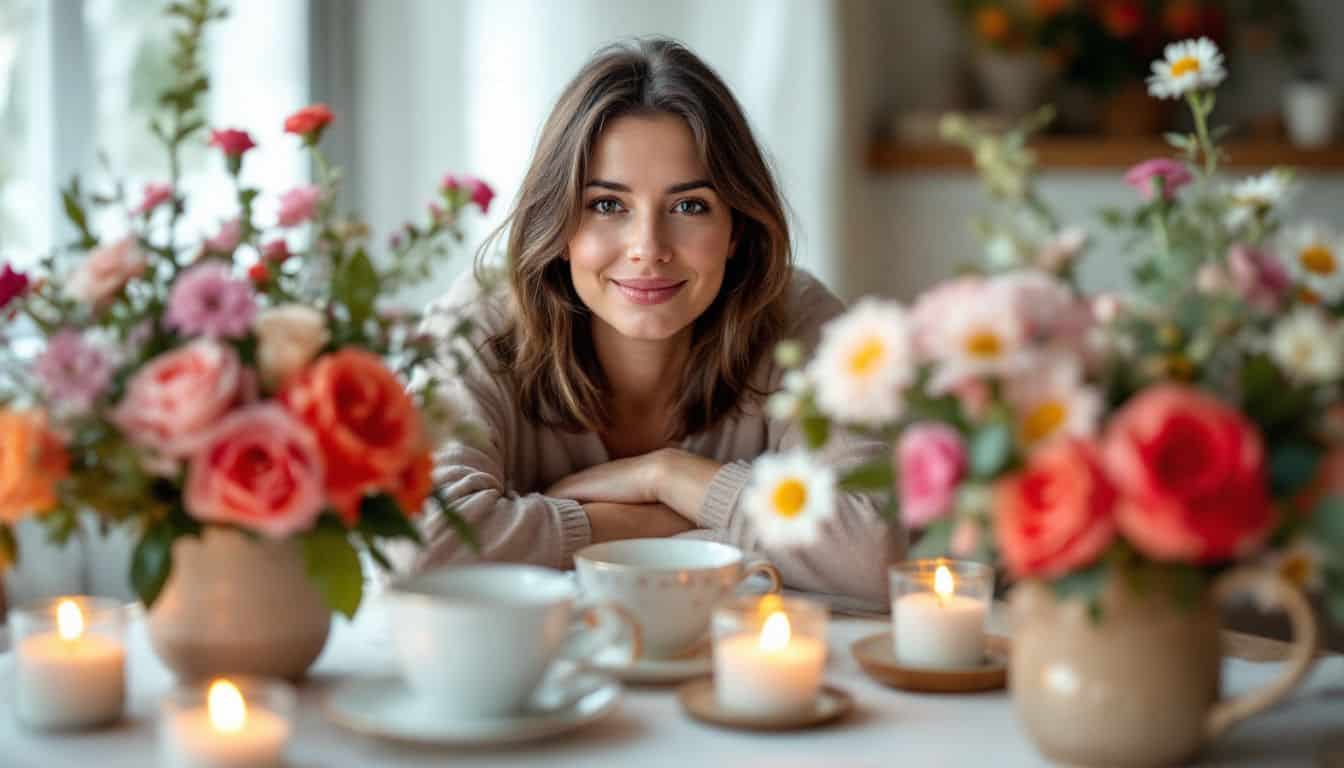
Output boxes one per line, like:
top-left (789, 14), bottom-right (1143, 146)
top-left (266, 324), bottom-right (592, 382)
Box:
top-left (1124, 158), bottom-right (1193, 201)
top-left (67, 236), bottom-right (148, 307)
top-left (135, 183), bottom-right (174, 216)
top-left (186, 404), bottom-right (324, 537)
top-left (896, 423), bottom-right (967, 528)
top-left (277, 185), bottom-right (321, 227)
top-left (1103, 385), bottom-right (1274, 563)
top-left (112, 339), bottom-right (243, 460)
top-left (262, 239), bottom-right (291, 264)
top-left (441, 174), bottom-right (495, 214)
top-left (208, 128), bottom-right (257, 157)
top-left (995, 437), bottom-right (1117, 579)
top-left (205, 219), bottom-right (242, 254)
top-left (1227, 245), bottom-right (1290, 313)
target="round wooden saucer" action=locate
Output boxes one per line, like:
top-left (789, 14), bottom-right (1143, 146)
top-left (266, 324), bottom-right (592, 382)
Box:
top-left (850, 632), bottom-right (1008, 693)
top-left (677, 678), bottom-right (854, 732)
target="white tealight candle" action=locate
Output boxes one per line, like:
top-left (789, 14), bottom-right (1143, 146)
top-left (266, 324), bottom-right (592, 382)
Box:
top-left (160, 679), bottom-right (291, 768)
top-left (892, 564), bottom-right (987, 669)
top-left (15, 599), bottom-right (126, 729)
top-left (715, 611), bottom-right (825, 717)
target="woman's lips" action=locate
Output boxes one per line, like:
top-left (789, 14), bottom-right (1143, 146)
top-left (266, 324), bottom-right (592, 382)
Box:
top-left (612, 278), bottom-right (686, 305)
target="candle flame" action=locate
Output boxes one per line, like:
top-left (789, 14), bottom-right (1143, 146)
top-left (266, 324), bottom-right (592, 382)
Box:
top-left (56, 599), bottom-right (84, 640)
top-left (208, 679), bottom-right (247, 733)
top-left (934, 565), bottom-right (955, 603)
top-left (759, 611), bottom-right (791, 652)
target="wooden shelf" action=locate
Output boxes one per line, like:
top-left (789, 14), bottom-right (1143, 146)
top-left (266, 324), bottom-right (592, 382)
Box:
top-left (868, 137), bottom-right (1344, 172)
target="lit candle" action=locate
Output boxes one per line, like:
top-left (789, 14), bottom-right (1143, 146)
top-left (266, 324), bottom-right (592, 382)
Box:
top-left (14, 598), bottom-right (126, 729)
top-left (892, 563), bottom-right (988, 669)
top-left (714, 608), bottom-right (826, 717)
top-left (160, 679), bottom-right (292, 768)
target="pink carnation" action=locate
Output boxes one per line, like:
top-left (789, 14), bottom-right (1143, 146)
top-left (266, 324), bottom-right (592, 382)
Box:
top-left (277, 185), bottom-right (321, 227)
top-left (897, 423), bottom-right (967, 528)
top-left (135, 183), bottom-right (174, 216)
top-left (1227, 245), bottom-right (1291, 313)
top-left (441, 174), bottom-right (495, 214)
top-left (34, 329), bottom-right (112, 413)
top-left (186, 404), bottom-right (325, 538)
top-left (208, 128), bottom-right (257, 157)
top-left (166, 261), bottom-right (257, 339)
top-left (205, 219), bottom-right (242, 254)
top-left (1124, 158), bottom-right (1192, 201)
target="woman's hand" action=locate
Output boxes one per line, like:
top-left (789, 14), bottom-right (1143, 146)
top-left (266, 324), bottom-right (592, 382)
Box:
top-left (585, 502), bottom-right (696, 542)
top-left (546, 448), bottom-right (722, 520)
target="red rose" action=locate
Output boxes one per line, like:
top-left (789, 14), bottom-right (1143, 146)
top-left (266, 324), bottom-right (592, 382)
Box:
top-left (393, 451), bottom-right (433, 517)
top-left (995, 437), bottom-right (1118, 579)
top-left (284, 103), bottom-right (334, 141)
top-left (1103, 385), bottom-right (1274, 563)
top-left (208, 128), bottom-right (257, 157)
top-left (248, 263), bottom-right (270, 284)
top-left (281, 348), bottom-right (422, 524)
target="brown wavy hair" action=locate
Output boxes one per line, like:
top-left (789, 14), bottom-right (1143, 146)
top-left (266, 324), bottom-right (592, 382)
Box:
top-left (479, 38), bottom-right (792, 440)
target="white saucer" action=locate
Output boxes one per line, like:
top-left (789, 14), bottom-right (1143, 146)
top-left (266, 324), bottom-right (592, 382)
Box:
top-left (322, 672), bottom-right (621, 746)
top-left (582, 644), bottom-right (712, 684)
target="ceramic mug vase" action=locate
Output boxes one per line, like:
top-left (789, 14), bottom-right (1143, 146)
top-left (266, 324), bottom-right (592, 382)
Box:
top-left (1010, 568), bottom-right (1320, 768)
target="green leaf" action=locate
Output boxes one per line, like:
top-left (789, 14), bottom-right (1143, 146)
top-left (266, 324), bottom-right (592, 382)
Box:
top-left (60, 185), bottom-right (97, 249)
top-left (838, 459), bottom-right (894, 492)
top-left (968, 419), bottom-right (1013, 479)
top-left (800, 415), bottom-right (830, 451)
top-left (1163, 132), bottom-right (1195, 151)
top-left (334, 247), bottom-right (380, 329)
top-left (1310, 495), bottom-right (1344, 557)
top-left (432, 492), bottom-right (479, 553)
top-left (301, 527), bottom-right (363, 619)
top-left (1325, 567), bottom-right (1344, 625)
top-left (1269, 442), bottom-right (1321, 498)
top-left (357, 493), bottom-right (423, 544)
top-left (0, 524), bottom-right (17, 568)
top-left (910, 517), bottom-right (956, 559)
top-left (131, 522), bottom-right (176, 608)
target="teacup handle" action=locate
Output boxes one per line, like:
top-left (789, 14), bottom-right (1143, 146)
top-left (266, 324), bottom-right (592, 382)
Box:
top-left (1205, 567), bottom-right (1320, 740)
top-left (567, 601), bottom-right (643, 665)
top-left (739, 560), bottom-right (782, 595)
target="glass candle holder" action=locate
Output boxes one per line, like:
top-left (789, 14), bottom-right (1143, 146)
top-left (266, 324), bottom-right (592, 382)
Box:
top-left (889, 559), bottom-right (993, 669)
top-left (159, 676), bottom-right (296, 768)
top-left (711, 594), bottom-right (828, 717)
top-left (11, 596), bottom-right (127, 730)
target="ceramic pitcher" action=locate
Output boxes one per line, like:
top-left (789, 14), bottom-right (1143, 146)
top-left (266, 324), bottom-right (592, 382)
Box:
top-left (1010, 568), bottom-right (1320, 767)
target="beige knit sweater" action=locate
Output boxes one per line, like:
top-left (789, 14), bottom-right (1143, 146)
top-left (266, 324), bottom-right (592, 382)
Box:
top-left (413, 268), bottom-right (899, 604)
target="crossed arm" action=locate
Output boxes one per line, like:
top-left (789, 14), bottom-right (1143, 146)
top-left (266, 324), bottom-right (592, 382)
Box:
top-left (545, 448), bottom-right (723, 543)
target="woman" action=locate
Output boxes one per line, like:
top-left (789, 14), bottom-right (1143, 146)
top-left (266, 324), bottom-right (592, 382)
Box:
top-left (416, 38), bottom-right (894, 602)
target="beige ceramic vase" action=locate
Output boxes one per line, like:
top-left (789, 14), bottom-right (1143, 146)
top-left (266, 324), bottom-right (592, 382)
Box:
top-left (147, 528), bottom-right (332, 682)
top-left (1010, 568), bottom-right (1320, 767)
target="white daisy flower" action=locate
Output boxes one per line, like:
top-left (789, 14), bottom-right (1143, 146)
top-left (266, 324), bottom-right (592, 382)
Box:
top-left (744, 451), bottom-right (836, 547)
top-left (1004, 356), bottom-right (1102, 449)
top-left (1269, 308), bottom-right (1344, 384)
top-left (926, 282), bottom-right (1031, 393)
top-left (1280, 223), bottom-right (1344, 303)
top-left (1225, 170), bottom-right (1296, 230)
top-left (808, 298), bottom-right (914, 426)
top-left (1147, 37), bottom-right (1226, 100)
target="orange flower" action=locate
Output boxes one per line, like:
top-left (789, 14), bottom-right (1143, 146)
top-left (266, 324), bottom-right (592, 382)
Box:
top-left (975, 6), bottom-right (1013, 44)
top-left (0, 410), bottom-right (69, 523)
top-left (393, 452), bottom-right (433, 518)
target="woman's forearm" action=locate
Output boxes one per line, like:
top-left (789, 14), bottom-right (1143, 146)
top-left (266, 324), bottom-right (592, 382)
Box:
top-left (652, 448), bottom-right (722, 522)
top-left (585, 501), bottom-right (697, 543)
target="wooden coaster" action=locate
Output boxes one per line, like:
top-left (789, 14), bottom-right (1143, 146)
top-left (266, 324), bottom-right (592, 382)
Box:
top-left (851, 632), bottom-right (1008, 693)
top-left (677, 678), bottom-right (854, 732)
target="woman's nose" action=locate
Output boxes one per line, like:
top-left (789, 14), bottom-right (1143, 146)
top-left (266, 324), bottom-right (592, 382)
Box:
top-left (627, 211), bottom-right (672, 264)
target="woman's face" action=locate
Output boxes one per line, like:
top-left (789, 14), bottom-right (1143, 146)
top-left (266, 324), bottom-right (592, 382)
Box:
top-left (567, 113), bottom-right (733, 343)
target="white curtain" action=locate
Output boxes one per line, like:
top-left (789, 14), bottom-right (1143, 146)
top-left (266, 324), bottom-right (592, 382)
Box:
top-left (350, 0), bottom-right (866, 305)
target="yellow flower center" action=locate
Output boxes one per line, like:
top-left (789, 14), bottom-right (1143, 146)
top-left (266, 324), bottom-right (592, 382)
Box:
top-left (1170, 56), bottom-right (1201, 78)
top-left (848, 337), bottom-right (885, 377)
top-left (1291, 339), bottom-right (1316, 368)
top-left (770, 479), bottom-right (807, 519)
top-left (964, 329), bottom-right (1003, 359)
top-left (1299, 244), bottom-right (1336, 275)
top-left (1022, 400), bottom-right (1067, 444)
top-left (1279, 553), bottom-right (1313, 588)
top-left (1300, 287), bottom-right (1322, 305)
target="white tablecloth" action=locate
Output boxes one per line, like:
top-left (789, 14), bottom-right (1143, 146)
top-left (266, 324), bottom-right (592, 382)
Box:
top-left (2, 599), bottom-right (1343, 768)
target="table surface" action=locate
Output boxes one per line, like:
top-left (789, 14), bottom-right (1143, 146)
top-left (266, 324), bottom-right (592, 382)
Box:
top-left (2, 598), bottom-right (1342, 768)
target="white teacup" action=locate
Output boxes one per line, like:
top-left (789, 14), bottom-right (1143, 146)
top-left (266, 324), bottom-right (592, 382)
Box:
top-left (386, 564), bottom-right (637, 719)
top-left (574, 539), bottom-right (781, 659)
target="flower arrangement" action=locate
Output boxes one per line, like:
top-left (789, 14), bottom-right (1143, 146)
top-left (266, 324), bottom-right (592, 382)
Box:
top-left (750, 36), bottom-right (1344, 621)
top-left (0, 0), bottom-right (486, 618)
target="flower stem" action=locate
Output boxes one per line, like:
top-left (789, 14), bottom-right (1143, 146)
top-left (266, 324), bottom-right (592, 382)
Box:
top-left (1187, 92), bottom-right (1218, 178)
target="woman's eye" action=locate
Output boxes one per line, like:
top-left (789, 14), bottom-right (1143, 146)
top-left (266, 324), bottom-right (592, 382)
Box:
top-left (674, 199), bottom-right (708, 215)
top-left (590, 198), bottom-right (624, 215)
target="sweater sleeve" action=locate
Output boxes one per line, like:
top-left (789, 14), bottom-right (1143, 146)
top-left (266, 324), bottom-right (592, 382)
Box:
top-left (411, 274), bottom-right (593, 572)
top-left (695, 271), bottom-right (900, 605)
